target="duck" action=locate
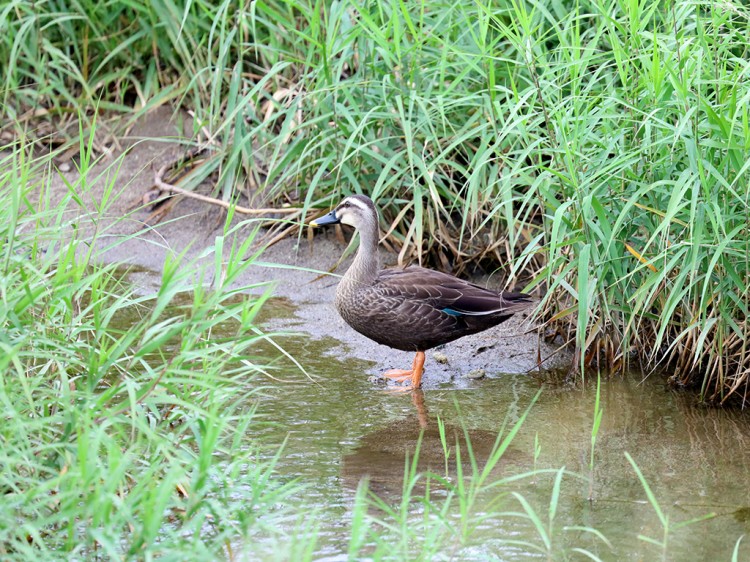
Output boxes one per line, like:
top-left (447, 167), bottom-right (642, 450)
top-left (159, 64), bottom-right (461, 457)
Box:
top-left (310, 194), bottom-right (532, 390)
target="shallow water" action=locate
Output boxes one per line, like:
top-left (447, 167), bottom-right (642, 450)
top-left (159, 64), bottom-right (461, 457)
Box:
top-left (242, 302), bottom-right (750, 561)
top-left (115, 272), bottom-right (750, 561)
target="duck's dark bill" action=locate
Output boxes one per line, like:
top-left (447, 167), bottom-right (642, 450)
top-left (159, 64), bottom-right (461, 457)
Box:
top-left (311, 210), bottom-right (340, 227)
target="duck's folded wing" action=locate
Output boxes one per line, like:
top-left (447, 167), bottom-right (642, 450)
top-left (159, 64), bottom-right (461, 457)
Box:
top-left (376, 266), bottom-right (530, 316)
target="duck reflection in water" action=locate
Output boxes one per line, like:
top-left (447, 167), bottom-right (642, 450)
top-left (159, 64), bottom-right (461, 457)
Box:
top-left (341, 390), bottom-right (527, 499)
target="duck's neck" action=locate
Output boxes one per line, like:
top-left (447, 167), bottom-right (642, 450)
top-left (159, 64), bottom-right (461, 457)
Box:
top-left (343, 219), bottom-right (380, 288)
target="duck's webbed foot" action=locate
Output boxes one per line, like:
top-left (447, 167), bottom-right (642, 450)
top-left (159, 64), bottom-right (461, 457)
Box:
top-left (381, 369), bottom-right (413, 383)
top-left (380, 351), bottom-right (425, 390)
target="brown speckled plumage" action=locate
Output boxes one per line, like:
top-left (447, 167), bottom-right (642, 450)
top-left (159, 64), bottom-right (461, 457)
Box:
top-left (336, 265), bottom-right (529, 351)
top-left (311, 194), bottom-right (531, 388)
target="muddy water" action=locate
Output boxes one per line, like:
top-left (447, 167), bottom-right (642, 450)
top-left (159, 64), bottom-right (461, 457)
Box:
top-left (243, 302), bottom-right (750, 561)
top-left (115, 275), bottom-right (750, 561)
top-left (265, 379), bottom-right (750, 559)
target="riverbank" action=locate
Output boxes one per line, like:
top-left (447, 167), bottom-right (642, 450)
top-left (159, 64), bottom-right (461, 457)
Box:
top-left (38, 107), bottom-right (568, 387)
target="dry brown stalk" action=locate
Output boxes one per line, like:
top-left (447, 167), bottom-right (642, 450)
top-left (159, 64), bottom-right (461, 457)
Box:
top-left (153, 161), bottom-right (301, 216)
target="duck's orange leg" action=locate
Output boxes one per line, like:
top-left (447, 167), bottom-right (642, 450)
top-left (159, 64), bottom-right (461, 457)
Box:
top-left (381, 351), bottom-right (426, 390)
top-left (410, 351), bottom-right (425, 389)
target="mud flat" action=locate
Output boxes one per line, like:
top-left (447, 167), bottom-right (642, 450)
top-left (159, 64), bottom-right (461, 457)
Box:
top-left (40, 107), bottom-right (569, 386)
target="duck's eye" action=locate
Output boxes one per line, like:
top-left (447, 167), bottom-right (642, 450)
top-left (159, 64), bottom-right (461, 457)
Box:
top-left (341, 201), bottom-right (350, 208)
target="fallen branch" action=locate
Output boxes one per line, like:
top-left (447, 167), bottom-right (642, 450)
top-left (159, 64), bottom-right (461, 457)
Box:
top-left (153, 161), bottom-right (302, 216)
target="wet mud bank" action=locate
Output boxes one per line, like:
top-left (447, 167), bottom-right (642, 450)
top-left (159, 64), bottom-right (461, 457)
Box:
top-left (42, 107), bottom-right (569, 387)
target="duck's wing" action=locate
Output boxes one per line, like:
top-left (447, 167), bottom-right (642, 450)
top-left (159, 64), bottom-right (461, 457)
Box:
top-left (375, 266), bottom-right (531, 316)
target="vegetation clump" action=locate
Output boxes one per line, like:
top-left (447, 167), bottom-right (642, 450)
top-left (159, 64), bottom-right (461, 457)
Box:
top-left (3, 2), bottom-right (749, 400)
top-left (2, 2), bottom-right (750, 555)
top-left (0, 146), bottom-right (297, 558)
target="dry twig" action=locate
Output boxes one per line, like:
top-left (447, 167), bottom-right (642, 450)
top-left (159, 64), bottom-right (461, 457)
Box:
top-left (153, 161), bottom-right (301, 216)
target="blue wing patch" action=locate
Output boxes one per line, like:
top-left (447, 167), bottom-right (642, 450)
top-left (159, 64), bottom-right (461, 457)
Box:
top-left (441, 307), bottom-right (464, 317)
top-left (441, 307), bottom-right (499, 317)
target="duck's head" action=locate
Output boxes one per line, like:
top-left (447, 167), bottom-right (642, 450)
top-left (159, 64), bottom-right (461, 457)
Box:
top-left (310, 194), bottom-right (377, 231)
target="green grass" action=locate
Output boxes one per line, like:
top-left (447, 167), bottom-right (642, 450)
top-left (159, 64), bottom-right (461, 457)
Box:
top-left (3, 0), bottom-right (749, 401)
top-left (1, 135), bottom-right (744, 558)
top-left (0, 140), bottom-right (304, 559)
top-left (0, 144), bottom-right (586, 559)
top-left (4, 0), bottom-right (748, 403)
top-left (625, 451), bottom-right (717, 562)
top-left (335, 392), bottom-right (612, 561)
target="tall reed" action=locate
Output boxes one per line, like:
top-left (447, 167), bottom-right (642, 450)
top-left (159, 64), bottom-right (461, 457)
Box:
top-left (4, 0), bottom-right (749, 400)
top-left (0, 139), bottom-right (303, 559)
